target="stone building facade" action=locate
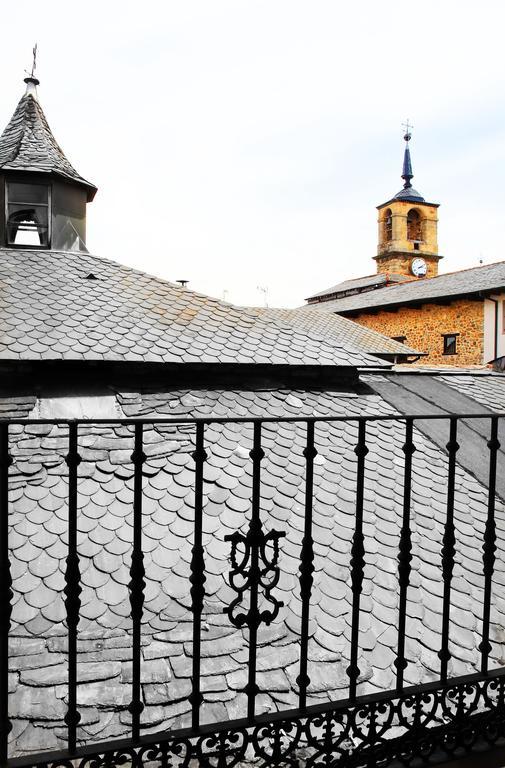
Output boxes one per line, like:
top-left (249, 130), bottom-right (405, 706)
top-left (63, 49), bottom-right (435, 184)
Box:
top-left (353, 299), bottom-right (485, 367)
top-left (305, 131), bottom-right (505, 366)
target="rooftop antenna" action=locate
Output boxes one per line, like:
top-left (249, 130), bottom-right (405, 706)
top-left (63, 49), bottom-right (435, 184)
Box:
top-left (257, 285), bottom-right (269, 308)
top-left (24, 43), bottom-right (40, 88)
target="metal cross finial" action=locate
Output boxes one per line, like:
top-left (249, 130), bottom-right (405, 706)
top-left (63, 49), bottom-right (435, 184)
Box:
top-left (24, 44), bottom-right (38, 81)
top-left (30, 44), bottom-right (38, 79)
top-left (402, 119), bottom-right (413, 142)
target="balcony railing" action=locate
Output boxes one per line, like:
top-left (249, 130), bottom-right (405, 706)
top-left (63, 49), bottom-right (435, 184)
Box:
top-left (1, 413), bottom-right (505, 768)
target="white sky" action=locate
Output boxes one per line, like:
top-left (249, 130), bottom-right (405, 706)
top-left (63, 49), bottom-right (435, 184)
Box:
top-left (1, 0), bottom-right (504, 308)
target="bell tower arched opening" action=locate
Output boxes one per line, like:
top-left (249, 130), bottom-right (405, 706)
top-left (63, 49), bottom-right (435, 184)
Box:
top-left (383, 209), bottom-right (392, 242)
top-left (407, 209), bottom-right (422, 242)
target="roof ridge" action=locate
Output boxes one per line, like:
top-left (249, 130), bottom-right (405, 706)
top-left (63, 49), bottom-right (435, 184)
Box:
top-left (428, 258), bottom-right (505, 280)
top-left (0, 248), bottom-right (390, 368)
top-left (28, 94), bottom-right (82, 179)
top-left (369, 258), bottom-right (505, 296)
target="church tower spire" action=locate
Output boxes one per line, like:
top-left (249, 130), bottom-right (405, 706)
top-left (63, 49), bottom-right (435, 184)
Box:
top-left (0, 66), bottom-right (96, 251)
top-left (401, 122), bottom-right (413, 189)
top-left (374, 125), bottom-right (442, 279)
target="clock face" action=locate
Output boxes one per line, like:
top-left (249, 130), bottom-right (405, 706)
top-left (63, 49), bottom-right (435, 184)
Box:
top-left (411, 257), bottom-right (427, 277)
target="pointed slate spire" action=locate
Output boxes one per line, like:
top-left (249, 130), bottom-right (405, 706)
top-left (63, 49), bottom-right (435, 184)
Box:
top-left (0, 74), bottom-right (96, 201)
top-left (392, 122), bottom-right (425, 203)
top-left (401, 128), bottom-right (413, 189)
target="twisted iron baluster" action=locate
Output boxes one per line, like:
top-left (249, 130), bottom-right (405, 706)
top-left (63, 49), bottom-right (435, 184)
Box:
top-left (395, 418), bottom-right (415, 692)
top-left (480, 416), bottom-right (500, 674)
top-left (64, 422), bottom-right (82, 753)
top-left (245, 421), bottom-right (264, 721)
top-left (439, 417), bottom-right (459, 682)
top-left (347, 420), bottom-right (368, 701)
top-left (297, 420), bottom-right (316, 710)
top-left (0, 424), bottom-right (12, 768)
top-left (190, 422), bottom-right (207, 729)
top-left (128, 423), bottom-right (146, 739)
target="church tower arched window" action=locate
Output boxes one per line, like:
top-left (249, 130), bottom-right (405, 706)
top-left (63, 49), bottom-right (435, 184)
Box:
top-left (384, 209), bottom-right (392, 242)
top-left (407, 209), bottom-right (422, 241)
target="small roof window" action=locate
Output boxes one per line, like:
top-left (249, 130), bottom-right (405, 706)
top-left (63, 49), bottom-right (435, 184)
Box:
top-left (6, 180), bottom-right (50, 247)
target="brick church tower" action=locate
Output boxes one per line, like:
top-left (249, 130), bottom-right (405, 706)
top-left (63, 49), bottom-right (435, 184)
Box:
top-left (375, 128), bottom-right (441, 280)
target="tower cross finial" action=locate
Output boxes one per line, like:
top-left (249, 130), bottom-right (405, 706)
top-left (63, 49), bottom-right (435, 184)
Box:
top-left (25, 43), bottom-right (39, 90)
top-left (30, 44), bottom-right (38, 79)
top-left (24, 44), bottom-right (39, 87)
top-left (402, 119), bottom-right (413, 141)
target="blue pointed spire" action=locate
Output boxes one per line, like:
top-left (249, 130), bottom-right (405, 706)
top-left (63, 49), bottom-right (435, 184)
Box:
top-left (402, 130), bottom-right (413, 189)
top-left (392, 122), bottom-right (425, 203)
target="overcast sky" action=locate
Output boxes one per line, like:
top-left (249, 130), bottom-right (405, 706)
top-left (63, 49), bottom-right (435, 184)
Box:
top-left (0, 1), bottom-right (504, 307)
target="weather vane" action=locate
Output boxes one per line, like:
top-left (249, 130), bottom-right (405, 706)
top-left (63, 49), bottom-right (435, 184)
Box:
top-left (24, 44), bottom-right (38, 80)
top-left (402, 119), bottom-right (413, 142)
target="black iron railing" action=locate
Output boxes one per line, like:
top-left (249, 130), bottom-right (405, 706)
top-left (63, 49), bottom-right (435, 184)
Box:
top-left (1, 412), bottom-right (505, 768)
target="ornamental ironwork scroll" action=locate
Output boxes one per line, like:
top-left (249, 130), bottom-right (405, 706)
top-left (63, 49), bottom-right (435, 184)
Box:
top-left (223, 525), bottom-right (285, 630)
top-left (223, 423), bottom-right (285, 633)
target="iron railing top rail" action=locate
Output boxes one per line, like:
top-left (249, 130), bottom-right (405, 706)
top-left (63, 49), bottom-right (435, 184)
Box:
top-left (8, 667), bottom-right (505, 768)
top-left (0, 411), bottom-right (504, 426)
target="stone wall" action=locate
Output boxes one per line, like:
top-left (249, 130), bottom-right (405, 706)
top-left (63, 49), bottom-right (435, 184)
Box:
top-left (373, 253), bottom-right (440, 279)
top-left (349, 298), bottom-right (485, 366)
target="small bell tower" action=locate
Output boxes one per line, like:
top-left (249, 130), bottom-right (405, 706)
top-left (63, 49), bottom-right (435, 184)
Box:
top-left (0, 55), bottom-right (96, 252)
top-left (375, 124), bottom-right (441, 279)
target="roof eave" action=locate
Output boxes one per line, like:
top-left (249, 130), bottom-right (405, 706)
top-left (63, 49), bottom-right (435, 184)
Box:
top-left (338, 287), bottom-right (503, 316)
top-left (377, 198), bottom-right (440, 210)
top-left (0, 166), bottom-right (97, 201)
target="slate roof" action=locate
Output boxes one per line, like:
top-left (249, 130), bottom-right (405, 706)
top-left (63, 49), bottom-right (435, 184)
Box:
top-left (0, 88), bottom-right (96, 200)
top-left (391, 185), bottom-right (425, 203)
top-left (0, 248), bottom-right (390, 369)
top-left (306, 261), bottom-right (505, 314)
top-left (251, 306), bottom-right (422, 358)
top-left (306, 273), bottom-right (408, 302)
top-left (364, 371), bottom-right (505, 499)
top-left (439, 372), bottom-right (505, 412)
top-left (5, 379), bottom-right (505, 755)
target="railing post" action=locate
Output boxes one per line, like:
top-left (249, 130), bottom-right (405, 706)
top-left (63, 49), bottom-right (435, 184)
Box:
top-left (347, 419), bottom-right (368, 701)
top-left (0, 424), bottom-right (12, 768)
top-left (439, 417), bottom-right (459, 683)
top-left (297, 420), bottom-right (316, 710)
top-left (190, 422), bottom-right (207, 730)
top-left (246, 421), bottom-right (264, 721)
top-left (128, 423), bottom-right (146, 740)
top-left (480, 416), bottom-right (500, 674)
top-left (64, 423), bottom-right (82, 753)
top-left (395, 418), bottom-right (415, 692)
